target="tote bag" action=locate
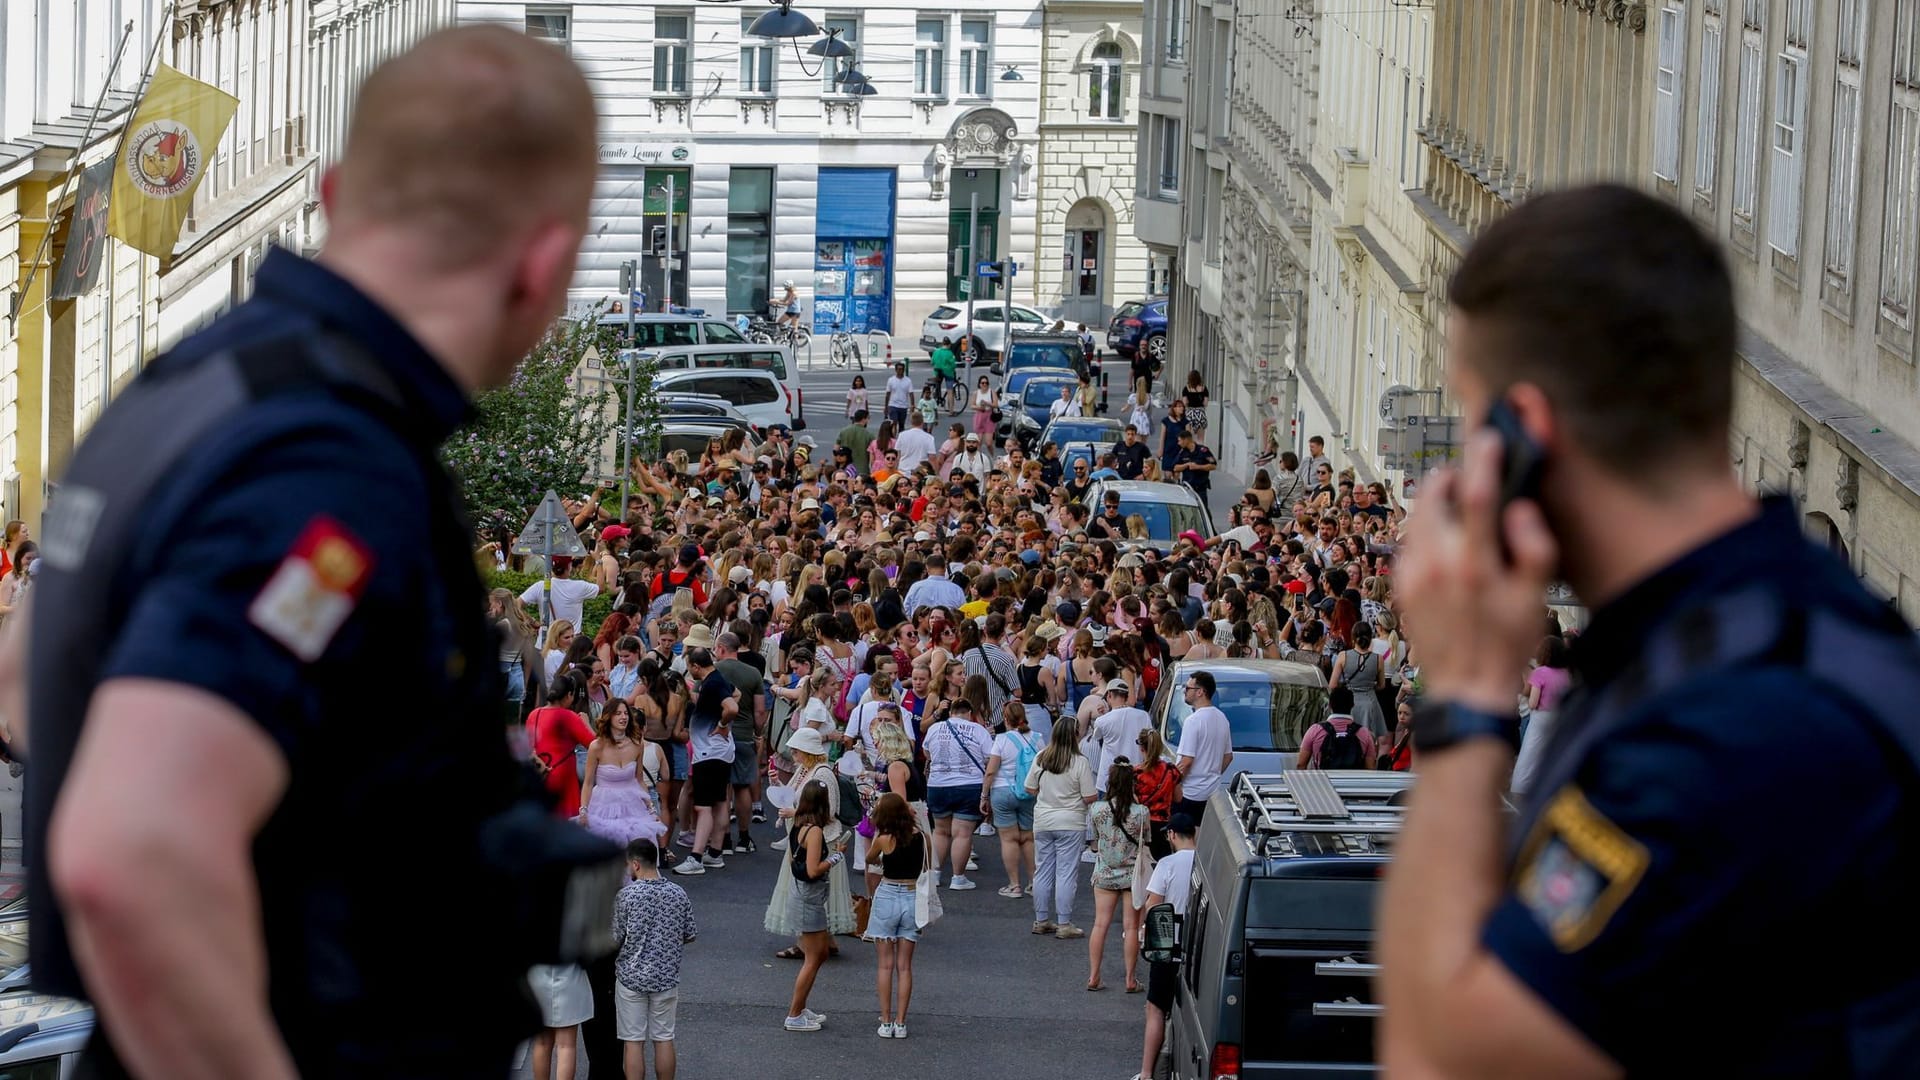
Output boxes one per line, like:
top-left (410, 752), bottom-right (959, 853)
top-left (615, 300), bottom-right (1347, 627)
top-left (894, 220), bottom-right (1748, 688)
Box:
top-left (914, 829), bottom-right (945, 929)
top-left (1129, 814), bottom-right (1158, 910)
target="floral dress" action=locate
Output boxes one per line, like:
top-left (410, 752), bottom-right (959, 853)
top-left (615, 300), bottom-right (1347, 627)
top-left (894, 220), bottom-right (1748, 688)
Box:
top-left (1088, 799), bottom-right (1150, 892)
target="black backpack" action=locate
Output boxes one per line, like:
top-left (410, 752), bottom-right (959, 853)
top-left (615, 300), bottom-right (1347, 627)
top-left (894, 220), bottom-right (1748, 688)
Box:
top-left (834, 773), bottom-right (865, 828)
top-left (1315, 719), bottom-right (1368, 770)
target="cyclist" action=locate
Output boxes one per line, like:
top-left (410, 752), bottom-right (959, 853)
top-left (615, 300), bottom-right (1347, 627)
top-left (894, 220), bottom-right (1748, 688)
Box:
top-left (930, 337), bottom-right (959, 411)
top-left (775, 280), bottom-right (801, 332)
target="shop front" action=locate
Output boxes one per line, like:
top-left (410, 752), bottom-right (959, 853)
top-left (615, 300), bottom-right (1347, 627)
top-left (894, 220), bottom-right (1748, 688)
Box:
top-left (812, 168), bottom-right (896, 334)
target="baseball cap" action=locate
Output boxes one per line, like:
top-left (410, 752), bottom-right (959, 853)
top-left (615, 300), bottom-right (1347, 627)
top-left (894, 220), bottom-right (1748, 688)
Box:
top-left (1018, 549), bottom-right (1041, 566)
top-left (728, 565), bottom-right (753, 584)
top-left (599, 524), bottom-right (630, 543)
top-left (964, 432), bottom-right (980, 443)
top-left (913, 530), bottom-right (931, 542)
top-left (1104, 679), bottom-right (1131, 695)
top-left (800, 498), bottom-right (821, 511)
top-left (678, 544), bottom-right (702, 564)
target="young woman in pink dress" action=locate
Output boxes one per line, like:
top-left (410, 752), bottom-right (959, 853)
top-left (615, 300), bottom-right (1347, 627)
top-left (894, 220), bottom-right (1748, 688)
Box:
top-left (578, 699), bottom-right (667, 847)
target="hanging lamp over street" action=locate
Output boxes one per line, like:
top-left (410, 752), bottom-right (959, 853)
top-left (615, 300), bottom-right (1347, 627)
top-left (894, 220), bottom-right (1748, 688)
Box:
top-left (807, 26), bottom-right (854, 58)
top-left (747, 0), bottom-right (819, 39)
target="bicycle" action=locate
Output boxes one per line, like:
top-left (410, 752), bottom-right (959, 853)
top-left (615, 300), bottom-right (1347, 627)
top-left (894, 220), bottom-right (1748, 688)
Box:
top-left (826, 320), bottom-right (862, 369)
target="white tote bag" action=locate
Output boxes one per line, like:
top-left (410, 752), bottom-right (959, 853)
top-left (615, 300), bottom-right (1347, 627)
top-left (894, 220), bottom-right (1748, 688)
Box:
top-left (1129, 814), bottom-right (1157, 910)
top-left (913, 828), bottom-right (945, 929)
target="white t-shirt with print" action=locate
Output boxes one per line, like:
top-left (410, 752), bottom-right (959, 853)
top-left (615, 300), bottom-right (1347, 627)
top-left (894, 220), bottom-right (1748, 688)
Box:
top-left (1175, 704), bottom-right (1232, 802)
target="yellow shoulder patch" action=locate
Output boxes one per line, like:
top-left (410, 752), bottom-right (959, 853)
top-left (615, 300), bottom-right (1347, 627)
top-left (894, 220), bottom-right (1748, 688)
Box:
top-left (1513, 785), bottom-right (1650, 952)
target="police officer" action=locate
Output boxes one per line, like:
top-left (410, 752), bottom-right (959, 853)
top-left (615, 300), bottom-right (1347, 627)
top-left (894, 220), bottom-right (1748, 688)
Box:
top-left (1381, 185), bottom-right (1920, 1076)
top-left (12, 27), bottom-right (616, 1079)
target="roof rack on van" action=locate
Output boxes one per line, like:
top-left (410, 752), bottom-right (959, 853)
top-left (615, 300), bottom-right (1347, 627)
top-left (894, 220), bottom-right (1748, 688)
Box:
top-left (1229, 771), bottom-right (1411, 858)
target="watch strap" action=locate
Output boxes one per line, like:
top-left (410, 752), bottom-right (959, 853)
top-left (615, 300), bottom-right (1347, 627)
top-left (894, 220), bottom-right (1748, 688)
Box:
top-left (1412, 700), bottom-right (1521, 755)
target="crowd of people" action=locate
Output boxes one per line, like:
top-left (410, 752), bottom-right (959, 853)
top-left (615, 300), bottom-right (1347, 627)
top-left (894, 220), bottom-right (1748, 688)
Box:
top-left (491, 362), bottom-right (1587, 1079)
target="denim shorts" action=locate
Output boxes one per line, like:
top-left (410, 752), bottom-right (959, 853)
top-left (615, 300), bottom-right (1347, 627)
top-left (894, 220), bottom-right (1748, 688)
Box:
top-left (989, 785), bottom-right (1035, 831)
top-left (926, 783), bottom-right (984, 822)
top-left (866, 881), bottom-right (919, 942)
top-left (658, 739), bottom-right (689, 781)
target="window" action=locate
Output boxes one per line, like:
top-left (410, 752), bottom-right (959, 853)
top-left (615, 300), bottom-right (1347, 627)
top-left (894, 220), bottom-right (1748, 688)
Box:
top-left (654, 13), bottom-right (689, 94)
top-left (1731, 38), bottom-right (1764, 226)
top-left (726, 168), bottom-right (774, 317)
top-left (525, 6), bottom-right (570, 47)
top-left (959, 19), bottom-right (991, 97)
top-left (1089, 42), bottom-right (1123, 120)
top-left (1883, 0), bottom-right (1920, 328)
top-left (1158, 117), bottom-right (1181, 195)
top-left (1696, 5), bottom-right (1725, 196)
top-left (1654, 5), bottom-right (1687, 182)
top-left (1165, 0), bottom-right (1187, 61)
top-left (824, 17), bottom-right (858, 94)
top-left (1825, 0), bottom-right (1869, 295)
top-left (740, 15), bottom-right (775, 95)
top-left (1768, 1), bottom-right (1811, 257)
top-left (915, 18), bottom-right (946, 97)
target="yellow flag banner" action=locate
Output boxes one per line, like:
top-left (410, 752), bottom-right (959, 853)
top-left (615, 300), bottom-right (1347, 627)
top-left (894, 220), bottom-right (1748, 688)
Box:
top-left (107, 64), bottom-right (239, 260)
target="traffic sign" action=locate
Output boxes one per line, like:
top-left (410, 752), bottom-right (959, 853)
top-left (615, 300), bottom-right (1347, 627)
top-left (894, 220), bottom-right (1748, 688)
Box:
top-left (512, 490), bottom-right (588, 559)
top-left (959, 280), bottom-right (973, 295)
top-left (977, 260), bottom-right (1020, 278)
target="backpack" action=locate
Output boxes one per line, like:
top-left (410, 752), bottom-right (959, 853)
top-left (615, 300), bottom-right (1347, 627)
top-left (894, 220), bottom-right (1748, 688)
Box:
top-left (1316, 719), bottom-right (1367, 770)
top-left (834, 773), bottom-right (864, 828)
top-left (1008, 731), bottom-right (1039, 802)
top-left (1141, 639), bottom-right (1164, 694)
top-left (826, 653), bottom-right (858, 723)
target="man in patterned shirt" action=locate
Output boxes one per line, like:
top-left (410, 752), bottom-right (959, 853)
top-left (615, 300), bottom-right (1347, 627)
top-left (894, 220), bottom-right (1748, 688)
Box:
top-left (612, 838), bottom-right (698, 1080)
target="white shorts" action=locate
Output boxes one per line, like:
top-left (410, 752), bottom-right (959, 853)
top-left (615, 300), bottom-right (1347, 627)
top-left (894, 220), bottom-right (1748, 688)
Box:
top-left (616, 983), bottom-right (679, 1042)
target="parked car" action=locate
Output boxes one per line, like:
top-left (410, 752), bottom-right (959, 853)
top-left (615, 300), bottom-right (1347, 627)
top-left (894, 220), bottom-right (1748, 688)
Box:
top-left (654, 419), bottom-right (759, 474)
top-left (1079, 479), bottom-right (1216, 550)
top-left (1147, 770), bottom-right (1409, 1080)
top-left (621, 343), bottom-right (801, 420)
top-left (653, 368), bottom-right (799, 432)
top-left (1107, 297), bottom-right (1168, 362)
top-left (1037, 416), bottom-right (1127, 465)
top-left (1154, 658), bottom-right (1330, 779)
top-left (1003, 375), bottom-right (1083, 447)
top-left (996, 365), bottom-right (1081, 416)
top-left (993, 331), bottom-right (1089, 380)
top-left (918, 301), bottom-right (1053, 359)
top-left (596, 312), bottom-right (749, 348)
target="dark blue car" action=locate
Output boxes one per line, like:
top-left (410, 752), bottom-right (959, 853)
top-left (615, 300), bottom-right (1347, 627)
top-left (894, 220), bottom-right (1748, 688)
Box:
top-left (1106, 297), bottom-right (1168, 362)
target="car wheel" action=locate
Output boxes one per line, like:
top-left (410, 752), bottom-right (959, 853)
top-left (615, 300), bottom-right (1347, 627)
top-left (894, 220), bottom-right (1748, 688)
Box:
top-left (970, 336), bottom-right (988, 363)
top-left (1145, 333), bottom-right (1167, 361)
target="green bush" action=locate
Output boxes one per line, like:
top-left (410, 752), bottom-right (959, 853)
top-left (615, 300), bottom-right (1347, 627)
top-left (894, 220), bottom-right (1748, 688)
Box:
top-left (485, 569), bottom-right (613, 639)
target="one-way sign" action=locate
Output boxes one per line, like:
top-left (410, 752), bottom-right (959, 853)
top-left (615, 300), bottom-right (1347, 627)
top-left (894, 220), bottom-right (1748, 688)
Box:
top-left (977, 260), bottom-right (1019, 278)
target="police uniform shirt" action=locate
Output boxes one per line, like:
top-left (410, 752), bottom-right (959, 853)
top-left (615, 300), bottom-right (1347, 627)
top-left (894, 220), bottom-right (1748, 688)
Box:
top-left (1481, 497), bottom-right (1919, 1076)
top-left (68, 250), bottom-right (529, 1071)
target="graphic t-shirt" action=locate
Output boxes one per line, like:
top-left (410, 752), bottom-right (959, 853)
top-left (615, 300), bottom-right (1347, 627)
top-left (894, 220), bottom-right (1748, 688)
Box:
top-left (689, 670), bottom-right (737, 764)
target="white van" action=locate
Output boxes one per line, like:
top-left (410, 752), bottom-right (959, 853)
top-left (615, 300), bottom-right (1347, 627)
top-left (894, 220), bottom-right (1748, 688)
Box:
top-left (621, 344), bottom-right (803, 430)
top-left (654, 368), bottom-right (799, 432)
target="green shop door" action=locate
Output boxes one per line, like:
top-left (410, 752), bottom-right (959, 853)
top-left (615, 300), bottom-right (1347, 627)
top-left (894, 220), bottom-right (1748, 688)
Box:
top-left (945, 168), bottom-right (1002, 301)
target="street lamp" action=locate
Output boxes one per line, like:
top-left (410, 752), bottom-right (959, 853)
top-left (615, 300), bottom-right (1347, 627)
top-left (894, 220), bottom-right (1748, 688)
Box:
top-left (746, 0), bottom-right (818, 39)
top-left (999, 65), bottom-right (1024, 81)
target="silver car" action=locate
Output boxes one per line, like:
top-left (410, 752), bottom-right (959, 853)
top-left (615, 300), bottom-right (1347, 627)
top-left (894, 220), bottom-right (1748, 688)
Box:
top-left (1152, 658), bottom-right (1330, 781)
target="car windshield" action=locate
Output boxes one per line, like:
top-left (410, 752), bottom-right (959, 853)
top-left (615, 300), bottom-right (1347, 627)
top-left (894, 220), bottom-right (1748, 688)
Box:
top-left (688, 348), bottom-right (788, 380)
top-left (1006, 342), bottom-right (1082, 371)
top-left (1025, 382), bottom-right (1076, 408)
top-left (1007, 368), bottom-right (1076, 396)
top-left (1114, 497), bottom-right (1208, 541)
top-left (929, 306), bottom-right (960, 320)
top-left (1162, 676), bottom-right (1328, 752)
top-left (1045, 420), bottom-right (1122, 445)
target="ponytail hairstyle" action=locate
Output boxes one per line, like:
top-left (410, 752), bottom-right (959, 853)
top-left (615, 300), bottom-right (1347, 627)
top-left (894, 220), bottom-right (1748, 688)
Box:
top-left (1105, 756), bottom-right (1138, 831)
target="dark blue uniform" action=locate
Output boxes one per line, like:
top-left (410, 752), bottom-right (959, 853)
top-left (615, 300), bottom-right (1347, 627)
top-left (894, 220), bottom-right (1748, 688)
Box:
top-left (30, 250), bottom-right (536, 1077)
top-left (1483, 497), bottom-right (1920, 1076)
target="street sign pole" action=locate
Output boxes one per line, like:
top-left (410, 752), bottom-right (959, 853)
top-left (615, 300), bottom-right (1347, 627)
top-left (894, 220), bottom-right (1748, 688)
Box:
top-left (618, 259), bottom-right (639, 514)
top-left (964, 192), bottom-right (979, 375)
top-left (662, 173), bottom-right (677, 313)
top-left (1001, 258), bottom-right (1012, 372)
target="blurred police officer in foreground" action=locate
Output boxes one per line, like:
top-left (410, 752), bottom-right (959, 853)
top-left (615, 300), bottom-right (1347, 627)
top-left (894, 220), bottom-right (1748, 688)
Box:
top-left (1382, 185), bottom-right (1920, 1077)
top-left (8, 26), bottom-right (618, 1079)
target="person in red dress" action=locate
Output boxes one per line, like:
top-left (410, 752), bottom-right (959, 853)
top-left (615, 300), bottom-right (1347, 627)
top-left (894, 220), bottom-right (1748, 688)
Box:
top-left (527, 672), bottom-right (597, 819)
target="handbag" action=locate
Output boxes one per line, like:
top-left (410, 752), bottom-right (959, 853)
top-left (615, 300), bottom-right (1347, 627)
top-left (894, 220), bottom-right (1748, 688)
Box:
top-left (914, 828), bottom-right (945, 929)
top-left (1129, 813), bottom-right (1157, 910)
top-left (852, 893), bottom-right (873, 938)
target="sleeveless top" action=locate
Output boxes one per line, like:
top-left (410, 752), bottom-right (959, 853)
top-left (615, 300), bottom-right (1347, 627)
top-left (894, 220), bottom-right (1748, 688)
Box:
top-left (1018, 662), bottom-right (1046, 707)
top-left (879, 830), bottom-right (923, 881)
top-left (888, 755), bottom-right (927, 802)
top-left (1345, 650), bottom-right (1379, 693)
top-left (790, 824), bottom-right (828, 882)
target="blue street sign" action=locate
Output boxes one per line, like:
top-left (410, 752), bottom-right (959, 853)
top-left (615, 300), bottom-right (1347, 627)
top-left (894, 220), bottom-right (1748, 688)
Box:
top-left (977, 260), bottom-right (1020, 278)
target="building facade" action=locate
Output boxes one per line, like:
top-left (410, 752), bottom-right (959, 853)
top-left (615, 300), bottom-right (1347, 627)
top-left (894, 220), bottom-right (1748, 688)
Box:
top-left (1647, 0), bottom-right (1920, 619)
top-left (461, 0), bottom-right (1046, 337)
top-left (1134, 0), bottom-right (1321, 483)
top-left (1032, 0), bottom-right (1150, 327)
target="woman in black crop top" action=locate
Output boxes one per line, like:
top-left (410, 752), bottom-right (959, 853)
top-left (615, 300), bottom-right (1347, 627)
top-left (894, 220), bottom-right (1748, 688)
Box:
top-left (862, 793), bottom-right (926, 1038)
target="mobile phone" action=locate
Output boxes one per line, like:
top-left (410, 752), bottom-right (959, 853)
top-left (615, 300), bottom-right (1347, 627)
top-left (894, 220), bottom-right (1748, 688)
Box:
top-left (1481, 397), bottom-right (1545, 512)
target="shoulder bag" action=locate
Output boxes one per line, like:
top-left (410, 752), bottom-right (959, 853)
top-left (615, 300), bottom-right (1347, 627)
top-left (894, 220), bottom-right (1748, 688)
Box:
top-left (1129, 809), bottom-right (1157, 910)
top-left (914, 828), bottom-right (945, 929)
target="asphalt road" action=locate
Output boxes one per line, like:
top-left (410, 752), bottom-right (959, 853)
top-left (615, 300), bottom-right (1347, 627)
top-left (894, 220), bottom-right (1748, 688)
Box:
top-left (513, 825), bottom-right (1148, 1079)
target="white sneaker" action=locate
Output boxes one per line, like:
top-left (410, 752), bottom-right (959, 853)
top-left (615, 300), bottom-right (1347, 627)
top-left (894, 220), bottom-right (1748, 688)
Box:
top-left (877, 1022), bottom-right (895, 1039)
top-left (802, 1008), bottom-right (828, 1025)
top-left (672, 860), bottom-right (705, 876)
top-left (784, 1015), bottom-right (822, 1032)
top-left (965, 855), bottom-right (980, 871)
top-left (1081, 849), bottom-right (1097, 864)
top-left (701, 853), bottom-right (726, 868)
top-left (974, 822), bottom-right (996, 836)
top-left (948, 875), bottom-right (978, 891)
top-left (770, 836), bottom-right (788, 851)
top-left (892, 1022), bottom-right (909, 1039)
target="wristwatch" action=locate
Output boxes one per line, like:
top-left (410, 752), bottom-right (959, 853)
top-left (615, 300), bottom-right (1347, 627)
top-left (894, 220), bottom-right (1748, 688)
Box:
top-left (1411, 700), bottom-right (1521, 756)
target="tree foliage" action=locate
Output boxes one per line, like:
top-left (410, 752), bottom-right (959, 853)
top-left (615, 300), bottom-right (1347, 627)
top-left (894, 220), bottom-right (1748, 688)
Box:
top-left (443, 313), bottom-right (660, 535)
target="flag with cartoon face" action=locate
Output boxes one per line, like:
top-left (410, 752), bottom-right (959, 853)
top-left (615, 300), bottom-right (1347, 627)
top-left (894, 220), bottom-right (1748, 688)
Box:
top-left (107, 64), bottom-right (239, 261)
top-left (50, 159), bottom-right (115, 301)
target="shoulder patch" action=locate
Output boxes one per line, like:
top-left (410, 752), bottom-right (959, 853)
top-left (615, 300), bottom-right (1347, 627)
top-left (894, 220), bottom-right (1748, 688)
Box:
top-left (247, 516), bottom-right (375, 662)
top-left (1513, 785), bottom-right (1650, 952)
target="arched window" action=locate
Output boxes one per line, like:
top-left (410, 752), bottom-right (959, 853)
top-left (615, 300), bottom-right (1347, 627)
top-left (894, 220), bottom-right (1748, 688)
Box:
top-left (1088, 42), bottom-right (1123, 119)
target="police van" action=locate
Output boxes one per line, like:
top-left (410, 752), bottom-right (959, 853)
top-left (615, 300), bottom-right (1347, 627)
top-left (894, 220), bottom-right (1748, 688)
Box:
top-left (1145, 770), bottom-right (1409, 1079)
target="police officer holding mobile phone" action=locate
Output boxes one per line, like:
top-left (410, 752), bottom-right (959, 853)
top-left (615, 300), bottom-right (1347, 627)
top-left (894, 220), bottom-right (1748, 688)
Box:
top-left (1381, 185), bottom-right (1920, 1077)
top-left (10, 27), bottom-right (624, 1079)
